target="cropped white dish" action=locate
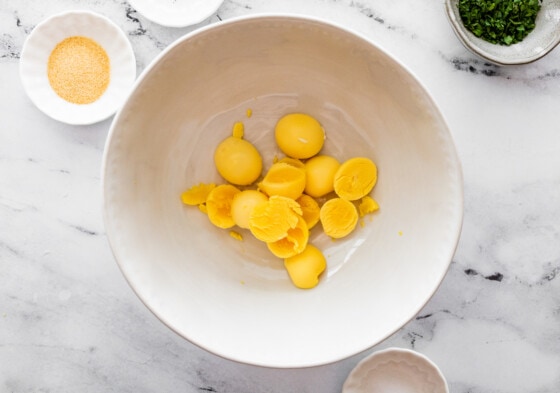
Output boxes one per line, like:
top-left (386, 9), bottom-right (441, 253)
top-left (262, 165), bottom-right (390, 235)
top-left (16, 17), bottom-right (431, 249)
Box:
top-left (342, 347), bottom-right (449, 393)
top-left (102, 14), bottom-right (463, 368)
top-left (19, 10), bottom-right (136, 125)
top-left (445, 0), bottom-right (560, 65)
top-left (128, 0), bottom-right (225, 27)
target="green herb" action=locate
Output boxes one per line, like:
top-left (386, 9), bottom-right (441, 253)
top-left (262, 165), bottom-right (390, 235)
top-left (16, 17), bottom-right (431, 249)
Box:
top-left (458, 0), bottom-right (542, 46)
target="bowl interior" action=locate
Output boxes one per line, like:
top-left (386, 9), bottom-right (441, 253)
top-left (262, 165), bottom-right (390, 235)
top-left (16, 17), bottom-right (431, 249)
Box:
top-left (446, 0), bottom-right (560, 65)
top-left (103, 15), bottom-right (463, 368)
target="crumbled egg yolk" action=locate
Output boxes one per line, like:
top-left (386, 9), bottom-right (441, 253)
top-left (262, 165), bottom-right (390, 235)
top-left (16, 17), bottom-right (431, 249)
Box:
top-left (295, 194), bottom-right (320, 230)
top-left (359, 196), bottom-right (380, 217)
top-left (319, 197), bottom-right (359, 239)
top-left (181, 183), bottom-right (216, 206)
top-left (180, 111), bottom-right (379, 289)
top-left (232, 121), bottom-right (244, 138)
top-left (333, 157), bottom-right (377, 201)
top-left (275, 113), bottom-right (325, 159)
top-left (248, 195), bottom-right (303, 243)
top-left (266, 214), bottom-right (308, 258)
top-left (277, 156), bottom-right (305, 169)
top-left (229, 231), bottom-right (243, 241)
top-left (205, 184), bottom-right (240, 229)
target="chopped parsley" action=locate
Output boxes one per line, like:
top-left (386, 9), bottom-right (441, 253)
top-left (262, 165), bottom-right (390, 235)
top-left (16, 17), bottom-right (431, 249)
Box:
top-left (458, 0), bottom-right (542, 46)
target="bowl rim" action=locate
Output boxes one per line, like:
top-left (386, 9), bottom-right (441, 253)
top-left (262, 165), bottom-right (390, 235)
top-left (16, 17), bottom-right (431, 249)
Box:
top-left (444, 0), bottom-right (560, 65)
top-left (102, 13), bottom-right (464, 368)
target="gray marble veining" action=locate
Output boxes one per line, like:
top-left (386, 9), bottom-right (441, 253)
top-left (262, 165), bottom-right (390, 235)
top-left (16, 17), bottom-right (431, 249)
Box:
top-left (2, 0), bottom-right (560, 392)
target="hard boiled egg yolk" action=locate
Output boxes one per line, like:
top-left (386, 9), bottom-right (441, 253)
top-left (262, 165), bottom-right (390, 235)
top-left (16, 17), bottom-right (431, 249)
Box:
top-left (181, 183), bottom-right (216, 206)
top-left (258, 162), bottom-right (306, 200)
top-left (181, 111), bottom-right (381, 290)
top-left (266, 215), bottom-right (309, 258)
top-left (214, 136), bottom-right (262, 186)
top-left (206, 184), bottom-right (241, 229)
top-left (274, 113), bottom-right (325, 159)
top-left (304, 155), bottom-right (340, 198)
top-left (319, 197), bottom-right (358, 239)
top-left (284, 244), bottom-right (327, 289)
top-left (249, 195), bottom-right (302, 243)
top-left (333, 157), bottom-right (377, 201)
top-left (230, 190), bottom-right (268, 229)
top-left (359, 195), bottom-right (380, 217)
top-left (232, 121), bottom-right (244, 138)
top-left (296, 194), bottom-right (320, 230)
top-left (277, 156), bottom-right (305, 170)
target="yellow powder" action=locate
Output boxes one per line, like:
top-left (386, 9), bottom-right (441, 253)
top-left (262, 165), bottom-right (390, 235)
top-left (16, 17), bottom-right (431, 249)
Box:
top-left (48, 36), bottom-right (110, 104)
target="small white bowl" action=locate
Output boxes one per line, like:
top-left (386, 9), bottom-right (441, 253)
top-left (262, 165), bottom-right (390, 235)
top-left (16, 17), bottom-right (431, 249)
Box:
top-left (20, 11), bottom-right (136, 125)
top-left (127, 0), bottom-right (225, 27)
top-left (445, 0), bottom-right (560, 65)
top-left (342, 347), bottom-right (449, 393)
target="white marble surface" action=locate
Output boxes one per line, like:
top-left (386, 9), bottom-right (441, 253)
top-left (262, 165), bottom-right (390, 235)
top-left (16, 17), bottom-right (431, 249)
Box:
top-left (2, 0), bottom-right (560, 392)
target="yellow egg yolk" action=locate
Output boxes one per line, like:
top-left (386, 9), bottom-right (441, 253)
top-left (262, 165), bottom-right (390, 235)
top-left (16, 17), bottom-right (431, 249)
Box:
top-left (230, 190), bottom-right (268, 229)
top-left (320, 197), bottom-right (358, 239)
top-left (284, 244), bottom-right (327, 289)
top-left (258, 162), bottom-right (306, 200)
top-left (248, 195), bottom-right (302, 243)
top-left (181, 112), bottom-right (381, 290)
top-left (232, 121), bottom-right (244, 138)
top-left (274, 113), bottom-right (325, 159)
top-left (359, 195), bottom-right (380, 217)
top-left (296, 194), bottom-right (320, 230)
top-left (181, 183), bottom-right (216, 206)
top-left (278, 157), bottom-right (306, 170)
top-left (304, 155), bottom-right (340, 198)
top-left (214, 136), bottom-right (262, 186)
top-left (266, 215), bottom-right (309, 258)
top-left (206, 184), bottom-right (241, 229)
top-left (229, 230), bottom-right (243, 241)
top-left (333, 157), bottom-right (377, 201)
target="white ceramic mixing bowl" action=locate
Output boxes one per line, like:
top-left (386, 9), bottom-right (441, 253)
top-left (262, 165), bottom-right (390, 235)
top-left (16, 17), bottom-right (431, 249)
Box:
top-left (102, 14), bottom-right (463, 368)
